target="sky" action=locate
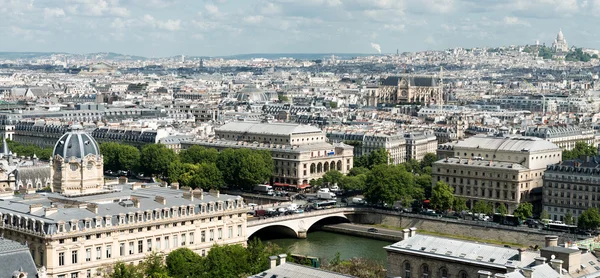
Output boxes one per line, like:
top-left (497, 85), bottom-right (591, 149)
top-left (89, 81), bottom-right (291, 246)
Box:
top-left (0, 0), bottom-right (598, 57)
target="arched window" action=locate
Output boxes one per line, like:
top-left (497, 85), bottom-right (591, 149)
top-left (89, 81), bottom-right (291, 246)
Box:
top-left (459, 270), bottom-right (468, 278)
top-left (440, 268), bottom-right (448, 278)
top-left (421, 264), bottom-right (429, 278)
top-left (404, 261), bottom-right (411, 278)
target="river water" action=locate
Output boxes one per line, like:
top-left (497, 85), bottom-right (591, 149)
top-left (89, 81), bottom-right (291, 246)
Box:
top-left (263, 231), bottom-right (391, 265)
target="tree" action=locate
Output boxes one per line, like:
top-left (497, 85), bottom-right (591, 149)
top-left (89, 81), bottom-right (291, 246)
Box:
top-left (216, 148), bottom-right (273, 189)
top-left (562, 142), bottom-right (597, 160)
top-left (323, 257), bottom-right (386, 278)
top-left (348, 167), bottom-right (370, 177)
top-left (578, 208), bottom-right (600, 230)
top-left (339, 175), bottom-right (366, 192)
top-left (109, 262), bottom-right (142, 278)
top-left (202, 244), bottom-right (252, 278)
top-left (473, 201), bottom-right (494, 215)
top-left (322, 170), bottom-right (343, 186)
top-left (564, 212), bottom-right (574, 225)
top-left (165, 248), bottom-right (203, 278)
top-left (420, 153), bottom-right (438, 169)
top-left (5, 139), bottom-right (53, 161)
top-left (139, 252), bottom-right (170, 278)
top-left (513, 202), bottom-right (533, 220)
top-left (140, 144), bottom-right (177, 177)
top-left (246, 238), bottom-right (289, 275)
top-left (497, 203), bottom-right (508, 216)
top-left (414, 174), bottom-right (432, 199)
top-left (430, 181), bottom-right (455, 211)
top-left (453, 197), bottom-right (468, 212)
top-left (179, 146), bottom-right (219, 164)
top-left (541, 210), bottom-right (550, 221)
top-left (364, 164), bottom-right (414, 206)
top-left (329, 102), bottom-right (338, 109)
top-left (363, 149), bottom-right (389, 169)
top-left (100, 142), bottom-right (141, 172)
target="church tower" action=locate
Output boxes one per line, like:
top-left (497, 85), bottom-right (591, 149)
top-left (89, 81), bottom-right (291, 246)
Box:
top-left (51, 125), bottom-right (104, 195)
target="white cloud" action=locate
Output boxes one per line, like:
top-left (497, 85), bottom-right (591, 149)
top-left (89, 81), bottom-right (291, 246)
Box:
top-left (503, 16), bottom-right (530, 26)
top-left (143, 14), bottom-right (182, 31)
top-left (204, 4), bottom-right (220, 16)
top-left (65, 0), bottom-right (130, 17)
top-left (261, 3), bottom-right (282, 15)
top-left (44, 8), bottom-right (66, 18)
top-left (424, 35), bottom-right (436, 44)
top-left (384, 24), bottom-right (405, 32)
top-left (243, 15), bottom-right (264, 24)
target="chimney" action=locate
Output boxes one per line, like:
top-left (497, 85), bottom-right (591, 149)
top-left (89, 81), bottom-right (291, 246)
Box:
top-left (44, 207), bottom-right (58, 216)
top-left (183, 192), bottom-right (194, 201)
top-left (550, 259), bottom-right (563, 274)
top-left (545, 235), bottom-right (558, 247)
top-left (118, 176), bottom-right (128, 184)
top-left (209, 189), bottom-right (220, 198)
top-left (171, 182), bottom-right (180, 190)
top-left (131, 183), bottom-right (143, 190)
top-left (278, 254), bottom-right (287, 265)
top-left (155, 196), bottom-right (166, 205)
top-left (534, 257), bottom-right (547, 266)
top-left (402, 228), bottom-right (410, 239)
top-left (517, 248), bottom-right (524, 261)
top-left (87, 203), bottom-right (98, 214)
top-left (29, 204), bottom-right (43, 214)
top-left (193, 189), bottom-right (203, 200)
top-left (132, 199), bottom-right (141, 208)
top-left (269, 256), bottom-right (278, 269)
top-left (522, 268), bottom-right (533, 278)
top-left (477, 270), bottom-right (492, 278)
top-left (409, 227), bottom-right (417, 237)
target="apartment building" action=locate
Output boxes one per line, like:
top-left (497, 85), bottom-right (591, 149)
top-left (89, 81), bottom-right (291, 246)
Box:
top-left (182, 121), bottom-right (354, 188)
top-left (524, 125), bottom-right (595, 150)
top-left (432, 135), bottom-right (562, 212)
top-left (543, 156), bottom-right (600, 222)
top-left (0, 127), bottom-right (248, 278)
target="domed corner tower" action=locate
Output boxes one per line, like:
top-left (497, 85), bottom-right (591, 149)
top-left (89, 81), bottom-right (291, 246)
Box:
top-left (51, 125), bottom-right (104, 195)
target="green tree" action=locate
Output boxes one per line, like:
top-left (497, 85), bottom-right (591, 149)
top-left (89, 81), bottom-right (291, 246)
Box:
top-left (165, 248), bottom-right (203, 278)
top-left (497, 203), bottom-right (508, 216)
top-left (322, 170), bottom-right (343, 186)
top-left (513, 202), bottom-right (533, 220)
top-left (188, 163), bottom-right (225, 190)
top-left (415, 174), bottom-right (432, 199)
top-left (140, 144), bottom-right (177, 177)
top-left (5, 139), bottom-right (53, 160)
top-left (216, 148), bottom-right (273, 189)
top-left (403, 159), bottom-right (421, 174)
top-left (562, 142), bottom-right (597, 160)
top-left (365, 149), bottom-right (389, 169)
top-left (564, 212), bottom-right (574, 225)
top-left (167, 161), bottom-right (187, 184)
top-left (329, 102), bottom-right (338, 109)
top-left (430, 181), bottom-right (455, 211)
top-left (323, 257), bottom-right (386, 278)
top-left (139, 252), bottom-right (170, 278)
top-left (420, 153), bottom-right (438, 169)
top-left (453, 197), bottom-right (468, 212)
top-left (578, 208), bottom-right (600, 230)
top-left (364, 164), bottom-right (414, 205)
top-left (246, 238), bottom-right (289, 274)
top-left (278, 94), bottom-right (289, 102)
top-left (541, 210), bottom-right (550, 220)
top-left (473, 201), bottom-right (494, 215)
top-left (179, 146), bottom-right (219, 164)
top-left (109, 262), bottom-right (142, 278)
top-left (202, 244), bottom-right (252, 278)
top-left (339, 175), bottom-right (366, 191)
top-left (348, 167), bottom-right (370, 177)
top-left (100, 142), bottom-right (141, 172)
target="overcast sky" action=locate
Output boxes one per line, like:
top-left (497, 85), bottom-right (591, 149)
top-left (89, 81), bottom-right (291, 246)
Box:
top-left (0, 0), bottom-right (596, 57)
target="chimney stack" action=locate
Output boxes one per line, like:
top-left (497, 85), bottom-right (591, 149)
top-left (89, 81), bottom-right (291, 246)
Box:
top-left (269, 256), bottom-right (278, 269)
top-left (409, 227), bottom-right (417, 237)
top-left (278, 254), bottom-right (287, 265)
top-left (402, 228), bottom-right (410, 239)
top-left (183, 192), bottom-right (194, 201)
top-left (477, 270), bottom-right (492, 278)
top-left (29, 204), bottom-right (43, 214)
top-left (209, 189), bottom-right (220, 198)
top-left (155, 196), bottom-right (166, 205)
top-left (545, 235), bottom-right (558, 247)
top-left (522, 268), bottom-right (533, 278)
top-left (550, 259), bottom-right (563, 274)
top-left (193, 189), bottom-right (203, 200)
top-left (505, 262), bottom-right (517, 273)
top-left (171, 182), bottom-right (180, 190)
top-left (87, 203), bottom-right (98, 214)
top-left (534, 257), bottom-right (547, 266)
top-left (132, 198), bottom-right (141, 208)
top-left (44, 207), bottom-right (58, 216)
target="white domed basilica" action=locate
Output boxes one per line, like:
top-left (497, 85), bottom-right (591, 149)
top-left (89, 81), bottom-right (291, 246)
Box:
top-left (552, 29), bottom-right (568, 53)
top-left (51, 125), bottom-right (104, 195)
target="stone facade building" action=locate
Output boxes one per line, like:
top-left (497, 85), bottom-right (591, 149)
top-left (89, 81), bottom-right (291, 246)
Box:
top-left (0, 127), bottom-right (248, 278)
top-left (523, 125), bottom-right (595, 151)
top-left (543, 156), bottom-right (600, 222)
top-left (365, 75), bottom-right (442, 106)
top-left (433, 135), bottom-right (562, 212)
top-left (182, 121), bottom-right (354, 188)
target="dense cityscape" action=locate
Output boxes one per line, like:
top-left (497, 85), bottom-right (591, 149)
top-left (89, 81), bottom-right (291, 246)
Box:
top-left (5, 17), bottom-right (600, 277)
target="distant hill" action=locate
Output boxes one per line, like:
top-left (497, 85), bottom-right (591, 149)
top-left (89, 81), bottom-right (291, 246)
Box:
top-left (213, 53), bottom-right (376, 60)
top-left (0, 52), bottom-right (67, 59)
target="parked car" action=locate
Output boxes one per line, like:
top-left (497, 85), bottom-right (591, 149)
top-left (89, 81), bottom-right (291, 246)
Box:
top-left (367, 228), bottom-right (379, 233)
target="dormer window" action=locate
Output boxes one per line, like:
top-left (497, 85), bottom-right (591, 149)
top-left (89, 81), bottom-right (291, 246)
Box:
top-left (70, 221), bottom-right (78, 232)
top-left (137, 213), bottom-right (143, 222)
top-left (105, 217), bottom-right (112, 227)
top-left (85, 220), bottom-right (91, 229)
top-left (58, 222), bottom-right (66, 233)
top-left (119, 216), bottom-right (125, 225)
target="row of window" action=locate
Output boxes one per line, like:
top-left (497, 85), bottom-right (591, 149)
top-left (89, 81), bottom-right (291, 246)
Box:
top-left (58, 225), bottom-right (243, 266)
top-left (403, 262), bottom-right (469, 278)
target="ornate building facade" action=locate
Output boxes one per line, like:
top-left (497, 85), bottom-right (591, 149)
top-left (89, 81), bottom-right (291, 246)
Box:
top-left (552, 29), bottom-right (568, 53)
top-left (366, 75), bottom-right (442, 106)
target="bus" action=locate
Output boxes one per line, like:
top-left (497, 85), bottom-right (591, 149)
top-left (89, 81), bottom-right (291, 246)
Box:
top-left (312, 200), bottom-right (337, 210)
top-left (492, 214), bottom-right (523, 226)
top-left (544, 223), bottom-right (578, 233)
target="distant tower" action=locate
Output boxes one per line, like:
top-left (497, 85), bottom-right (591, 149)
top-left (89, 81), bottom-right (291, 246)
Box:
top-left (536, 40), bottom-right (539, 46)
top-left (397, 49), bottom-right (399, 55)
top-left (200, 59), bottom-right (204, 68)
top-left (181, 55), bottom-right (185, 63)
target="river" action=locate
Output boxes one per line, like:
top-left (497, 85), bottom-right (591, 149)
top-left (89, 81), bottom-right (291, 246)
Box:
top-left (262, 231), bottom-right (391, 265)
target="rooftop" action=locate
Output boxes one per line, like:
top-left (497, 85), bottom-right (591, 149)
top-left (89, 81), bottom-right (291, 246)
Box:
top-left (454, 135), bottom-right (560, 153)
top-left (216, 121), bottom-right (322, 136)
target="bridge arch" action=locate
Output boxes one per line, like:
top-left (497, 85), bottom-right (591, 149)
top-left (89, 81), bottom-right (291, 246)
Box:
top-left (249, 224), bottom-right (298, 239)
top-left (246, 209), bottom-right (353, 239)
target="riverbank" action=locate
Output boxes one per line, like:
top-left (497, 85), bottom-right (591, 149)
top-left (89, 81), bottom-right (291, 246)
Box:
top-left (321, 223), bottom-right (401, 242)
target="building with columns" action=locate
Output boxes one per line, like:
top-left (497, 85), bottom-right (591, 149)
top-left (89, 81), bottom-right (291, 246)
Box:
top-left (182, 121), bottom-right (354, 189)
top-left (432, 135), bottom-right (562, 213)
top-left (0, 127), bottom-right (248, 278)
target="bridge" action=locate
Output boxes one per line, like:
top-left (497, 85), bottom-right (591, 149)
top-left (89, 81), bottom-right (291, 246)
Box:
top-left (247, 207), bottom-right (358, 239)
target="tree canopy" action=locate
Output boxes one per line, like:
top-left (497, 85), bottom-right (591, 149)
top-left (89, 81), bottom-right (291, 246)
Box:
top-left (513, 202), bottom-right (533, 220)
top-left (179, 146), bottom-right (219, 165)
top-left (430, 181), bottom-right (454, 211)
top-left (140, 144), bottom-right (178, 177)
top-left (562, 142), bottom-right (597, 160)
top-left (216, 148), bottom-right (273, 189)
top-left (578, 208), bottom-right (600, 230)
top-left (100, 142), bottom-right (141, 172)
top-left (364, 164), bottom-right (414, 205)
top-left (5, 139), bottom-right (52, 161)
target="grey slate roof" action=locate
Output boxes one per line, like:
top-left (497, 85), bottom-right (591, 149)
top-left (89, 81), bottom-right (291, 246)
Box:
top-left (53, 126), bottom-right (100, 159)
top-left (0, 238), bottom-right (38, 278)
top-left (453, 135), bottom-right (560, 152)
top-left (217, 121), bottom-right (322, 136)
top-left (248, 262), bottom-right (356, 278)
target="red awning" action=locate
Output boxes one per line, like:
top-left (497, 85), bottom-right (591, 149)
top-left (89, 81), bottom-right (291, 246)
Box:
top-left (297, 184), bottom-right (311, 189)
top-left (273, 183), bottom-right (291, 187)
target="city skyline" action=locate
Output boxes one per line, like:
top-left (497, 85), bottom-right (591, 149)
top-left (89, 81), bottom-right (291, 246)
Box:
top-left (1, 0), bottom-right (598, 57)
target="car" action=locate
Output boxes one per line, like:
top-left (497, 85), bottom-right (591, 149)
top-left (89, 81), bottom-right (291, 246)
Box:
top-left (367, 228), bottom-right (379, 233)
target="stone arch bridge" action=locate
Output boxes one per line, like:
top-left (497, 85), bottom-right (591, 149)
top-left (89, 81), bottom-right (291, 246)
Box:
top-left (247, 207), bottom-right (359, 239)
